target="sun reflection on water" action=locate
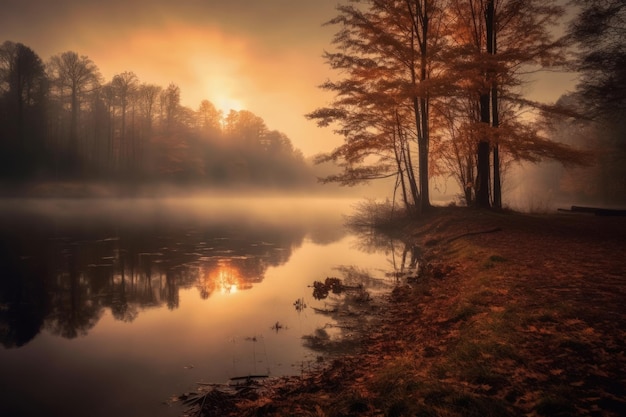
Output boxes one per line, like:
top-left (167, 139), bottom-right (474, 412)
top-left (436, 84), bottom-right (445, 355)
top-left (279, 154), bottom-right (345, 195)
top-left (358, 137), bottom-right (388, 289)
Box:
top-left (197, 261), bottom-right (252, 299)
top-left (218, 265), bottom-right (239, 295)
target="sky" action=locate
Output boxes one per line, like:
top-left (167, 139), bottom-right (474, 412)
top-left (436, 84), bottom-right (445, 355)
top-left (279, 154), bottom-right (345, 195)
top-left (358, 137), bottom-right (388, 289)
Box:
top-left (0, 0), bottom-right (578, 158)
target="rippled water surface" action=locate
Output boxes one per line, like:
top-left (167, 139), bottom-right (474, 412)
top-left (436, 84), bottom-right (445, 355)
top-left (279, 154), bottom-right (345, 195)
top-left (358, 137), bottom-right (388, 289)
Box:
top-left (0, 197), bottom-right (410, 417)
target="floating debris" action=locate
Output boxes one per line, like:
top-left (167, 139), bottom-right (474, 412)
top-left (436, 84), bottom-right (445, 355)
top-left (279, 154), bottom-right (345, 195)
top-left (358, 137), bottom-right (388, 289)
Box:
top-left (229, 375), bottom-right (268, 384)
top-left (293, 297), bottom-right (307, 312)
top-left (311, 277), bottom-right (361, 300)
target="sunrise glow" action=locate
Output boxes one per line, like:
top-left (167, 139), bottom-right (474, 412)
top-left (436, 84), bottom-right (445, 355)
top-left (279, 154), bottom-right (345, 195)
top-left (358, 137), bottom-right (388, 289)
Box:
top-left (212, 94), bottom-right (245, 114)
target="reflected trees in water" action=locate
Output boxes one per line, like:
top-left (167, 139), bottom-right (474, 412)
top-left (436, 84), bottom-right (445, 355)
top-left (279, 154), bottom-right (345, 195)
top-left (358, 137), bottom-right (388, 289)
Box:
top-left (0, 213), bottom-right (308, 348)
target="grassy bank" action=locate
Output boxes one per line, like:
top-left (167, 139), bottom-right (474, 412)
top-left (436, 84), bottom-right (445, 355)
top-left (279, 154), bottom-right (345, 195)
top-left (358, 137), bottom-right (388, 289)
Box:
top-left (182, 207), bottom-right (626, 417)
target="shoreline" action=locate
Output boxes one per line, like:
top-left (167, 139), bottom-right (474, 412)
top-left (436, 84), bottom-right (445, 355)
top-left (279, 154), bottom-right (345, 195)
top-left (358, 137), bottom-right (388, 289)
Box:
top-left (180, 207), bottom-right (626, 416)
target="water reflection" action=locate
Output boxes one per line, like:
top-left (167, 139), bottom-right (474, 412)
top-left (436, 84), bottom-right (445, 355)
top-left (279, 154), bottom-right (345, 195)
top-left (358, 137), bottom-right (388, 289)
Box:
top-left (0, 198), bottom-right (344, 349)
top-left (0, 197), bottom-right (422, 417)
top-left (349, 224), bottom-right (421, 280)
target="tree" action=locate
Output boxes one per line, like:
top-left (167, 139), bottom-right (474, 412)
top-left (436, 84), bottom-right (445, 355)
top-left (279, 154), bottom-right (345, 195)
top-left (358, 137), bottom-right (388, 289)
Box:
top-left (197, 99), bottom-right (223, 135)
top-left (308, 0), bottom-right (447, 213)
top-left (568, 0), bottom-right (626, 119)
top-left (551, 1), bottom-right (626, 205)
top-left (0, 41), bottom-right (48, 177)
top-left (223, 109), bottom-right (267, 143)
top-left (111, 71), bottom-right (138, 168)
top-left (47, 51), bottom-right (101, 168)
top-left (306, 4), bottom-right (410, 198)
top-left (403, 0), bottom-right (443, 212)
top-left (136, 83), bottom-right (162, 173)
top-left (443, 0), bottom-right (580, 207)
top-left (137, 83), bottom-right (161, 137)
top-left (160, 82), bottom-right (181, 134)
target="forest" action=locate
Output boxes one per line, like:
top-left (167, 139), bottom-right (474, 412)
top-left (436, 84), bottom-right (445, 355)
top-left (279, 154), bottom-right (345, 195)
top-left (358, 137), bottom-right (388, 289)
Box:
top-left (0, 44), bottom-right (315, 191)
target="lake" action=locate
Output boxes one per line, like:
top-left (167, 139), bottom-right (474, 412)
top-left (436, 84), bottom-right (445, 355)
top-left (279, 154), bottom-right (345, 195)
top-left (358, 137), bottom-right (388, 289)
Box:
top-left (0, 196), bottom-right (412, 417)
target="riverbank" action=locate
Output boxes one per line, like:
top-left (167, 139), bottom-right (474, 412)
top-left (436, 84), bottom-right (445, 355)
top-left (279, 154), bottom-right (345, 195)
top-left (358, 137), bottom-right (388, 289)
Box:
top-left (182, 207), bottom-right (626, 417)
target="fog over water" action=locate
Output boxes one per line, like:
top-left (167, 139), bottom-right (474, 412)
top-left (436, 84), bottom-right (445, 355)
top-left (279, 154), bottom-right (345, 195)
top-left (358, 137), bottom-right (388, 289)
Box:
top-left (0, 196), bottom-right (409, 417)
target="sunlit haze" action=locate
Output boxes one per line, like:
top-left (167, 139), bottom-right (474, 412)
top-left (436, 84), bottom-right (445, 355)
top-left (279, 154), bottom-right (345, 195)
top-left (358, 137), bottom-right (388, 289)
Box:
top-left (0, 0), bottom-right (576, 157)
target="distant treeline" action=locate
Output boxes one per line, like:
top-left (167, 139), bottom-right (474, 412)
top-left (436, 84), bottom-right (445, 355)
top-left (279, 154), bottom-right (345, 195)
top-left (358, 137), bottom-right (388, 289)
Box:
top-left (0, 41), bottom-right (315, 188)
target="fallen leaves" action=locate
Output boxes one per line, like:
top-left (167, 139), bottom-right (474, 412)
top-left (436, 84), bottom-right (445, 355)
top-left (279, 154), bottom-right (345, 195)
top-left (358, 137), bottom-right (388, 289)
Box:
top-left (180, 208), bottom-right (626, 417)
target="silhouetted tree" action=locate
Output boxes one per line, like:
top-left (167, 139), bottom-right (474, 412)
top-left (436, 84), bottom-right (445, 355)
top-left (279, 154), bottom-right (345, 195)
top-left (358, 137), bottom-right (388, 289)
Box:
top-left (47, 51), bottom-right (101, 172)
top-left (197, 99), bottom-right (223, 135)
top-left (160, 82), bottom-right (181, 134)
top-left (544, 94), bottom-right (626, 205)
top-left (136, 83), bottom-right (162, 173)
top-left (111, 71), bottom-right (138, 169)
top-left (543, 1), bottom-right (626, 206)
top-left (568, 0), bottom-right (626, 119)
top-left (224, 109), bottom-right (267, 144)
top-left (0, 41), bottom-right (47, 178)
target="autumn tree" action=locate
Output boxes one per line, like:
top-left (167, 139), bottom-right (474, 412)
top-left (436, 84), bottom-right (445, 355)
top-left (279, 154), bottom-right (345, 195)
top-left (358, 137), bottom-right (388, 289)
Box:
top-left (403, 0), bottom-right (445, 212)
top-left (441, 0), bottom-right (586, 207)
top-left (308, 0), bottom-right (448, 213)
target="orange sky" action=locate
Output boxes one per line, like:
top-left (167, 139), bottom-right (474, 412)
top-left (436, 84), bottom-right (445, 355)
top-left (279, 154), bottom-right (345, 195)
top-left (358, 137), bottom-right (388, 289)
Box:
top-left (1, 0), bottom-right (577, 157)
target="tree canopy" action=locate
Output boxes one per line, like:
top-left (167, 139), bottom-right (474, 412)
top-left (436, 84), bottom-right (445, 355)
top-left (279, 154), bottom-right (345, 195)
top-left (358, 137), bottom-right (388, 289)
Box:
top-left (309, 0), bottom-right (590, 211)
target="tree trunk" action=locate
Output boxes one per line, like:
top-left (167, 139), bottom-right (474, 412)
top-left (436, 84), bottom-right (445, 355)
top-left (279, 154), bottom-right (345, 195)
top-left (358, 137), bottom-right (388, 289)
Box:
top-left (403, 137), bottom-right (420, 209)
top-left (476, 146), bottom-right (491, 207)
top-left (476, 0), bottom-right (494, 208)
top-left (418, 95), bottom-right (430, 211)
top-left (418, 1), bottom-right (431, 212)
top-left (392, 114), bottom-right (411, 211)
top-left (408, 0), bottom-right (431, 213)
top-left (492, 95), bottom-right (501, 207)
top-left (488, 0), bottom-right (501, 208)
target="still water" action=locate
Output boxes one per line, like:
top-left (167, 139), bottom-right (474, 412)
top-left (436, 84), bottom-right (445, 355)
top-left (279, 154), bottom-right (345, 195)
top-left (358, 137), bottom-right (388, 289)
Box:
top-left (0, 197), bottom-right (408, 417)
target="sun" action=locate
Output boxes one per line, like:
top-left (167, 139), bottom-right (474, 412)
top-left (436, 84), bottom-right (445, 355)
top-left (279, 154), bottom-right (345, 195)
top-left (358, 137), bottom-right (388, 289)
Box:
top-left (213, 94), bottom-right (244, 114)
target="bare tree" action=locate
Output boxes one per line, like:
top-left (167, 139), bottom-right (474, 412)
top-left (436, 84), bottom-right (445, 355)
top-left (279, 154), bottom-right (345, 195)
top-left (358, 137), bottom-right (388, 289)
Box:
top-left (47, 51), bottom-right (101, 167)
top-left (160, 82), bottom-right (180, 134)
top-left (111, 71), bottom-right (138, 168)
top-left (136, 83), bottom-right (162, 172)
